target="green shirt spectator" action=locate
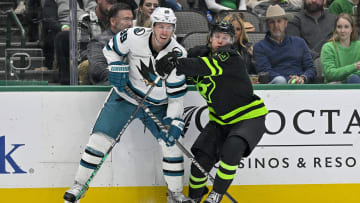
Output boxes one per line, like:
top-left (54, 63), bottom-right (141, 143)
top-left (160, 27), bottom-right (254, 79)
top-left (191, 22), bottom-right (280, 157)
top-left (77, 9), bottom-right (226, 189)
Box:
top-left (329, 0), bottom-right (358, 15)
top-left (321, 41), bottom-right (360, 83)
top-left (220, 0), bottom-right (237, 9)
top-left (320, 13), bottom-right (360, 83)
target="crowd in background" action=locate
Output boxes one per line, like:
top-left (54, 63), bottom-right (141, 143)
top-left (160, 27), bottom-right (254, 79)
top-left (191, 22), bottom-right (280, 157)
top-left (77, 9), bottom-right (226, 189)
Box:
top-left (9, 0), bottom-right (360, 85)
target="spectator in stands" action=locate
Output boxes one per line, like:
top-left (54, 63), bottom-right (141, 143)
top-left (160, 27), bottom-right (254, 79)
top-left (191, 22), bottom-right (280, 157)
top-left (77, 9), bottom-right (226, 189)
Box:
top-left (54, 0), bottom-right (98, 84)
top-left (216, 11), bottom-right (257, 32)
top-left (55, 0), bottom-right (136, 85)
top-left (197, 0), bottom-right (247, 21)
top-left (287, 0), bottom-right (337, 59)
top-left (223, 13), bottom-right (257, 74)
top-left (357, 0), bottom-right (360, 26)
top-left (249, 0), bottom-right (302, 17)
top-left (39, 0), bottom-right (61, 71)
top-left (135, 0), bottom-right (159, 27)
top-left (15, 0), bottom-right (41, 42)
top-left (329, 0), bottom-right (358, 15)
top-left (87, 3), bottom-right (134, 85)
top-left (161, 0), bottom-right (183, 11)
top-left (254, 5), bottom-right (316, 84)
top-left (321, 13), bottom-right (360, 83)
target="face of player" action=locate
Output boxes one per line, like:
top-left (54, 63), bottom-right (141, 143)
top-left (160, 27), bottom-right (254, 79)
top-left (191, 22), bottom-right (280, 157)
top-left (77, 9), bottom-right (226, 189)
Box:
top-left (210, 32), bottom-right (233, 52)
top-left (336, 17), bottom-right (353, 43)
top-left (152, 22), bottom-right (175, 48)
top-left (140, 0), bottom-right (159, 17)
top-left (111, 10), bottom-right (133, 33)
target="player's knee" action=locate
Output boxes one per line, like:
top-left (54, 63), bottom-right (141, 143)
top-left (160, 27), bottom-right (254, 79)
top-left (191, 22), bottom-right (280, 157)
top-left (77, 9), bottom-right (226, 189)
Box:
top-left (80, 133), bottom-right (114, 170)
top-left (87, 132), bottom-right (114, 154)
top-left (221, 136), bottom-right (247, 165)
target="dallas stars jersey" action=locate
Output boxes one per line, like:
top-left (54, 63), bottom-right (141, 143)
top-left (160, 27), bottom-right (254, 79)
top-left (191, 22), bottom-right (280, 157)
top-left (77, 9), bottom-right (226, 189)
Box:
top-left (103, 27), bottom-right (187, 107)
top-left (177, 45), bottom-right (268, 125)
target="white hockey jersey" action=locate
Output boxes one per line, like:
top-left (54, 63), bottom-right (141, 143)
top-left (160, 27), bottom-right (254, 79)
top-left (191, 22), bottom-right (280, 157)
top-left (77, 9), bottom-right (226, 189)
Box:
top-left (103, 27), bottom-right (188, 117)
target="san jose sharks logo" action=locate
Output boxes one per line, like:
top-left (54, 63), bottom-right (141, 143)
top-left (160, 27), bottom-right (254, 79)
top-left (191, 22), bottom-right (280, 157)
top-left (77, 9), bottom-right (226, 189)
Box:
top-left (137, 58), bottom-right (162, 87)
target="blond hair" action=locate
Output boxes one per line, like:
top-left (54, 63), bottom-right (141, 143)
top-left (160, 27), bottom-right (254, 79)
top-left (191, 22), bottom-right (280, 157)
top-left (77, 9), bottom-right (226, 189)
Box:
top-left (330, 13), bottom-right (358, 42)
top-left (223, 13), bottom-right (249, 49)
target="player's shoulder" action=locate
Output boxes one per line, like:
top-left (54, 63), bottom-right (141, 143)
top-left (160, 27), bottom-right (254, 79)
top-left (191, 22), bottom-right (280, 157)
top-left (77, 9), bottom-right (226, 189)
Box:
top-left (125, 27), bottom-right (152, 39)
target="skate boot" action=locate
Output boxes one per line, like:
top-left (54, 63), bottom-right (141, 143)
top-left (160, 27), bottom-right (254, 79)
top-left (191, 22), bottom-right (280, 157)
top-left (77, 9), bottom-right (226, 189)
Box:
top-left (204, 190), bottom-right (223, 203)
top-left (167, 190), bottom-right (195, 203)
top-left (190, 186), bottom-right (209, 203)
top-left (64, 200), bottom-right (80, 203)
top-left (63, 181), bottom-right (88, 202)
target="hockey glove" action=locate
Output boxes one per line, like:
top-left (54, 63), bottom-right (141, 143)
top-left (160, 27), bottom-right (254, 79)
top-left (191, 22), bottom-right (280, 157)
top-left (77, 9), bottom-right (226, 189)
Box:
top-left (108, 63), bottom-right (129, 92)
top-left (160, 117), bottom-right (184, 147)
top-left (156, 51), bottom-right (179, 77)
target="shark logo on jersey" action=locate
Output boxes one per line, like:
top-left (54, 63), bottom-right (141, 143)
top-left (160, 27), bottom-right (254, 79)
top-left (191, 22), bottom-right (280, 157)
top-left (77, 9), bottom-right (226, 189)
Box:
top-left (137, 59), bottom-right (161, 87)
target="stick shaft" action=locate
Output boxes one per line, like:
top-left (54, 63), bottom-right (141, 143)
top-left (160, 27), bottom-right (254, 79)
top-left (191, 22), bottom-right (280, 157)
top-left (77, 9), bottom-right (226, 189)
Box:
top-left (140, 105), bottom-right (238, 203)
top-left (75, 77), bottom-right (161, 200)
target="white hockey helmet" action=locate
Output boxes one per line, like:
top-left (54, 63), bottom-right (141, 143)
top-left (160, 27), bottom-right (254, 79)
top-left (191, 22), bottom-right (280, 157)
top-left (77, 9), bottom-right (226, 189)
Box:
top-left (150, 7), bottom-right (177, 31)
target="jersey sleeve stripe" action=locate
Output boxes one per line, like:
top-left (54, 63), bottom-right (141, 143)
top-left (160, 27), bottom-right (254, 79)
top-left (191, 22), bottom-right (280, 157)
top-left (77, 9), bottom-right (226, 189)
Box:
top-left (167, 88), bottom-right (187, 98)
top-left (165, 79), bottom-right (186, 88)
top-left (108, 61), bottom-right (129, 72)
top-left (200, 57), bottom-right (223, 76)
top-left (200, 57), bottom-right (217, 75)
top-left (109, 61), bottom-right (128, 65)
top-left (212, 58), bottom-right (223, 75)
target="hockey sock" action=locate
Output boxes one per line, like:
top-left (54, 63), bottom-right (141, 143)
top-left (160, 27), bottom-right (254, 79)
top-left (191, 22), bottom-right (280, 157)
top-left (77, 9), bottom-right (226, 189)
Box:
top-left (189, 151), bottom-right (215, 199)
top-left (213, 136), bottom-right (247, 194)
top-left (161, 141), bottom-right (185, 193)
top-left (75, 133), bottom-right (113, 185)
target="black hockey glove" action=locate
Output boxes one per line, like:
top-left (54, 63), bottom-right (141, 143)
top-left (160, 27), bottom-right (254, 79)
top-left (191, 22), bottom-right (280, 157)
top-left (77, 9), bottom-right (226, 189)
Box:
top-left (156, 51), bottom-right (179, 77)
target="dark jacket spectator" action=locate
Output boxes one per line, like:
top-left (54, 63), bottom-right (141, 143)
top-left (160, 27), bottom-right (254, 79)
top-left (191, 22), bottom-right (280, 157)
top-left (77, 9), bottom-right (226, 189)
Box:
top-left (254, 5), bottom-right (316, 84)
top-left (254, 34), bottom-right (316, 82)
top-left (287, 0), bottom-right (337, 59)
top-left (88, 3), bottom-right (134, 84)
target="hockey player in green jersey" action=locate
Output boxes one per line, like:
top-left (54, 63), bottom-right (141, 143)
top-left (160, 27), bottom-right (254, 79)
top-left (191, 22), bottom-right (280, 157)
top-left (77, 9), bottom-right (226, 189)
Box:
top-left (156, 20), bottom-right (268, 203)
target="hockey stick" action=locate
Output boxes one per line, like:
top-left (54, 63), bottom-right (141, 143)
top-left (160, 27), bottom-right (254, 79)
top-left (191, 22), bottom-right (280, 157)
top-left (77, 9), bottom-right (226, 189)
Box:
top-left (73, 76), bottom-right (162, 201)
top-left (125, 86), bottom-right (238, 203)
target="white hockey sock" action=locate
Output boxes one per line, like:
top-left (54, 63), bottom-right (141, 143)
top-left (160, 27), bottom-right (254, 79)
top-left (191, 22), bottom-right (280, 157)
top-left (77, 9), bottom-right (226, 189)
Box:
top-left (160, 139), bottom-right (185, 192)
top-left (74, 133), bottom-right (113, 185)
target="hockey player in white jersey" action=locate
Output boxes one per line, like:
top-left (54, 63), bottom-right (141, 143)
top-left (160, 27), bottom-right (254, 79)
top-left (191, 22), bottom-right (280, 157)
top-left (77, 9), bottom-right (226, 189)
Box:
top-left (63, 7), bottom-right (193, 203)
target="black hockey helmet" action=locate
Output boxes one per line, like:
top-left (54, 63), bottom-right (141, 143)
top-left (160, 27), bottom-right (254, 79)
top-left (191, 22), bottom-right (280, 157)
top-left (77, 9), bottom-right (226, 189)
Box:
top-left (210, 20), bottom-right (235, 39)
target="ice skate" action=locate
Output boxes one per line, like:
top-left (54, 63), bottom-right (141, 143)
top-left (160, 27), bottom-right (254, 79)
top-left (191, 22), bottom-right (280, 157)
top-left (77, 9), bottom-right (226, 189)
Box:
top-left (190, 186), bottom-right (209, 203)
top-left (167, 190), bottom-right (195, 203)
top-left (204, 191), bottom-right (223, 203)
top-left (63, 181), bottom-right (87, 202)
top-left (64, 200), bottom-right (80, 203)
